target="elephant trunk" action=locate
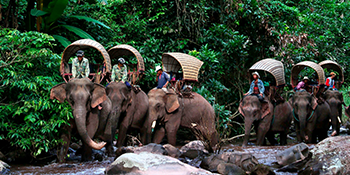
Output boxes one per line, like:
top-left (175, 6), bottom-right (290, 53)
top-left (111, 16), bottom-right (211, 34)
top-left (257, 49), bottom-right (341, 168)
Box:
top-left (74, 107), bottom-right (106, 150)
top-left (242, 118), bottom-right (253, 147)
top-left (298, 111), bottom-right (307, 142)
top-left (144, 110), bottom-right (156, 144)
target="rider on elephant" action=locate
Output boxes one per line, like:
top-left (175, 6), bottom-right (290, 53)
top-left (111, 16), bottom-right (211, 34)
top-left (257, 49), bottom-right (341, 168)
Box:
top-left (325, 72), bottom-right (337, 90)
top-left (72, 50), bottom-right (90, 79)
top-left (295, 76), bottom-right (309, 92)
top-left (111, 58), bottom-right (131, 89)
top-left (244, 71), bottom-right (265, 102)
top-left (155, 65), bottom-right (170, 89)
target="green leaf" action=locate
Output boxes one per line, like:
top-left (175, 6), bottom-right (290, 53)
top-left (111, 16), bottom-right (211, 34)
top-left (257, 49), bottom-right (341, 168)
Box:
top-left (60, 25), bottom-right (95, 40)
top-left (52, 35), bottom-right (71, 47)
top-left (69, 15), bottom-right (110, 29)
top-left (47, 0), bottom-right (69, 24)
top-left (30, 9), bottom-right (49, 17)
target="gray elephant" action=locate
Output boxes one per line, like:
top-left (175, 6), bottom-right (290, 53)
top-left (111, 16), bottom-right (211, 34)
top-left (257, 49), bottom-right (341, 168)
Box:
top-left (146, 88), bottom-right (218, 150)
top-left (106, 82), bottom-right (149, 147)
top-left (239, 95), bottom-right (292, 146)
top-left (50, 78), bottom-right (114, 162)
top-left (322, 90), bottom-right (344, 136)
top-left (289, 91), bottom-right (331, 143)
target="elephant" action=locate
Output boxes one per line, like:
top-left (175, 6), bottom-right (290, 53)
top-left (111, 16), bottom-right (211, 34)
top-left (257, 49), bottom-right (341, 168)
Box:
top-left (106, 82), bottom-right (149, 147)
top-left (146, 88), bottom-right (218, 150)
top-left (322, 90), bottom-right (344, 136)
top-left (50, 78), bottom-right (114, 162)
top-left (289, 91), bottom-right (331, 143)
top-left (239, 95), bottom-right (292, 147)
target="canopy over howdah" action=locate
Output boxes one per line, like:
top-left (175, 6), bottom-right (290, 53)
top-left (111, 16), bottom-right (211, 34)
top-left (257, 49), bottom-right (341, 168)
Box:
top-left (108, 44), bottom-right (145, 72)
top-left (60, 39), bottom-right (111, 74)
top-left (291, 61), bottom-right (325, 87)
top-left (319, 60), bottom-right (344, 83)
top-left (162, 52), bottom-right (203, 82)
top-left (249, 58), bottom-right (285, 86)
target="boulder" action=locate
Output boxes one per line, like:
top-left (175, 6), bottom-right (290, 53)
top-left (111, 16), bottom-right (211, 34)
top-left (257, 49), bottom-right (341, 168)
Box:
top-left (275, 143), bottom-right (309, 166)
top-left (217, 163), bottom-right (246, 175)
top-left (180, 140), bottom-right (209, 154)
top-left (250, 164), bottom-right (275, 175)
top-left (0, 160), bottom-right (10, 174)
top-left (163, 144), bottom-right (181, 158)
top-left (299, 136), bottom-right (350, 174)
top-left (201, 152), bottom-right (258, 173)
top-left (105, 152), bottom-right (215, 175)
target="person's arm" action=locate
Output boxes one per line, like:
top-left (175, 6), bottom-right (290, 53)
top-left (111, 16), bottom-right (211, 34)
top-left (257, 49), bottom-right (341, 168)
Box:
top-left (325, 78), bottom-right (330, 86)
top-left (72, 59), bottom-right (77, 78)
top-left (245, 82), bottom-right (253, 95)
top-left (162, 72), bottom-right (170, 88)
top-left (122, 65), bottom-right (128, 83)
top-left (85, 59), bottom-right (90, 78)
top-left (111, 66), bottom-right (116, 82)
top-left (259, 80), bottom-right (265, 96)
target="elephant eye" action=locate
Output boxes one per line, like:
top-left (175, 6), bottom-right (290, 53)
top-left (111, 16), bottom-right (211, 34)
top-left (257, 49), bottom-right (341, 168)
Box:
top-left (155, 103), bottom-right (161, 110)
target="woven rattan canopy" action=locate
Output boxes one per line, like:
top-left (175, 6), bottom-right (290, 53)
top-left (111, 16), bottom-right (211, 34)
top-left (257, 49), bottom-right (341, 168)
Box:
top-left (60, 39), bottom-right (111, 74)
top-left (249, 58), bottom-right (285, 86)
top-left (291, 61), bottom-right (325, 87)
top-left (162, 53), bottom-right (203, 82)
top-left (319, 60), bottom-right (344, 83)
top-left (108, 44), bottom-right (145, 72)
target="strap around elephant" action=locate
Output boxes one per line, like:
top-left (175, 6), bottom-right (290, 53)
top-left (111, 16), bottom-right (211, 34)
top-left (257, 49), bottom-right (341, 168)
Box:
top-left (292, 109), bottom-right (315, 122)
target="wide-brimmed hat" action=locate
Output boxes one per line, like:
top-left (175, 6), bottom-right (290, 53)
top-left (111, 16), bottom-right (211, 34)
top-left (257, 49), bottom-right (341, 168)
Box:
top-left (76, 50), bottom-right (84, 57)
top-left (330, 72), bottom-right (336, 76)
top-left (155, 65), bottom-right (162, 72)
top-left (252, 71), bottom-right (260, 78)
top-left (118, 57), bottom-right (125, 64)
top-left (303, 76), bottom-right (309, 80)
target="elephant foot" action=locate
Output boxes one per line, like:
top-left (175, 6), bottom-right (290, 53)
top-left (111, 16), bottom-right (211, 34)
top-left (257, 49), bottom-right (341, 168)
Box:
top-left (331, 131), bottom-right (337, 136)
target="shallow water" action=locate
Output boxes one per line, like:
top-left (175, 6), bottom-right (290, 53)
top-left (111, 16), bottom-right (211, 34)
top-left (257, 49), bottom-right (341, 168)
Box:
top-left (8, 142), bottom-right (315, 175)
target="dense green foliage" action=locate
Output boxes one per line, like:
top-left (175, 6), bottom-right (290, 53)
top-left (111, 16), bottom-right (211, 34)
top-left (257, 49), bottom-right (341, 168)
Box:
top-left (1, 0), bottom-right (349, 158)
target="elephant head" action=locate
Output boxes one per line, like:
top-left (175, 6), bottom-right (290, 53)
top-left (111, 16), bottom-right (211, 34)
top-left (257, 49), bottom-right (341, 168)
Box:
top-left (323, 90), bottom-right (344, 136)
top-left (50, 78), bottom-right (107, 150)
top-left (146, 89), bottom-right (179, 141)
top-left (106, 82), bottom-right (132, 125)
top-left (239, 95), bottom-right (271, 147)
top-left (289, 91), bottom-right (318, 142)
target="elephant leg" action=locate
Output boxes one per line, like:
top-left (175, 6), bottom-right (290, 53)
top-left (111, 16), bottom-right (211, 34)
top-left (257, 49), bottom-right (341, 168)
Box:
top-left (266, 132), bottom-right (277, 146)
top-left (81, 110), bottom-right (99, 162)
top-left (165, 114), bottom-right (181, 146)
top-left (116, 112), bottom-right (134, 148)
top-left (153, 126), bottom-right (165, 144)
top-left (57, 121), bottom-right (73, 163)
top-left (256, 121), bottom-right (270, 146)
top-left (104, 115), bottom-right (116, 157)
top-left (280, 132), bottom-right (288, 145)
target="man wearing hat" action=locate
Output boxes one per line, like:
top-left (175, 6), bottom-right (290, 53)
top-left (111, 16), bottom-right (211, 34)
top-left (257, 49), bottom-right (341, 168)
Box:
top-left (155, 65), bottom-right (170, 89)
top-left (244, 71), bottom-right (265, 101)
top-left (296, 76), bottom-right (309, 92)
top-left (72, 50), bottom-right (90, 78)
top-left (325, 72), bottom-right (336, 90)
top-left (111, 58), bottom-right (131, 88)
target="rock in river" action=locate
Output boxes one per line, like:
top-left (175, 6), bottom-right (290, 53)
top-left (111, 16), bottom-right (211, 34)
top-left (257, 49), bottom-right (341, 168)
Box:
top-left (0, 160), bottom-right (10, 174)
top-left (299, 136), bottom-right (350, 175)
top-left (105, 152), bottom-right (215, 174)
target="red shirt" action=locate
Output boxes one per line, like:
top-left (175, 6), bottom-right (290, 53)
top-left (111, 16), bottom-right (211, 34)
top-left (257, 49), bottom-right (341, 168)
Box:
top-left (253, 81), bottom-right (260, 94)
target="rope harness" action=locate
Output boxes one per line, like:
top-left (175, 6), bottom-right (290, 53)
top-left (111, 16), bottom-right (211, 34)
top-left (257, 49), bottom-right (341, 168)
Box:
top-left (292, 109), bottom-right (315, 122)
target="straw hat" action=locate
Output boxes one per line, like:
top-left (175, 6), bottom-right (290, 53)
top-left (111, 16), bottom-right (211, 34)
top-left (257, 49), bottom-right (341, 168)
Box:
top-left (303, 76), bottom-right (309, 80)
top-left (155, 65), bottom-right (162, 72)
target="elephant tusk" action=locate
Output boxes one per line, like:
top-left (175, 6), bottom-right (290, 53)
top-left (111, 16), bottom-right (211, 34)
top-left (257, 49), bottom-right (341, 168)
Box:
top-left (151, 121), bottom-right (156, 129)
top-left (338, 116), bottom-right (342, 123)
top-left (191, 123), bottom-right (197, 127)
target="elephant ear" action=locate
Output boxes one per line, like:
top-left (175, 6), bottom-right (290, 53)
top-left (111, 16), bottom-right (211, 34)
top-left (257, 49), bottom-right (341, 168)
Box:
top-left (120, 86), bottom-right (132, 112)
top-left (50, 83), bottom-right (67, 103)
top-left (164, 93), bottom-right (180, 113)
top-left (311, 96), bottom-right (318, 110)
top-left (91, 83), bottom-right (108, 108)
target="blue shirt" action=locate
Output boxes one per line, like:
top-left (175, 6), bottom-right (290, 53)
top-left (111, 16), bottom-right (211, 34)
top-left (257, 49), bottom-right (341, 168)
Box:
top-left (247, 79), bottom-right (265, 95)
top-left (157, 72), bottom-right (170, 89)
